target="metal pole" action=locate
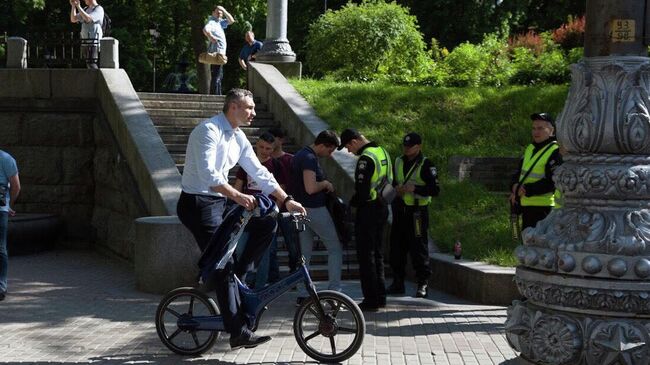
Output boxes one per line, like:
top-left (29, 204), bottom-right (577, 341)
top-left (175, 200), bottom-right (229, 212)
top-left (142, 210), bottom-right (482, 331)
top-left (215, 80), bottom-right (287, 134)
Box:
top-left (153, 53), bottom-right (156, 92)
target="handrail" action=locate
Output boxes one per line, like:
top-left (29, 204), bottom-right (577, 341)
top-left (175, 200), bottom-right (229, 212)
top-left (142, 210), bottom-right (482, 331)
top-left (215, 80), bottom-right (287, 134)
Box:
top-left (25, 32), bottom-right (98, 68)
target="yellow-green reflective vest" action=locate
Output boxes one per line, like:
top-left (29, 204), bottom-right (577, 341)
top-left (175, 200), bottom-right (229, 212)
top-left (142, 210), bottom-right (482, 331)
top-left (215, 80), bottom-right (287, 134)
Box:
top-left (520, 142), bottom-right (559, 207)
top-left (553, 189), bottom-right (563, 209)
top-left (361, 146), bottom-right (392, 202)
top-left (395, 156), bottom-right (431, 206)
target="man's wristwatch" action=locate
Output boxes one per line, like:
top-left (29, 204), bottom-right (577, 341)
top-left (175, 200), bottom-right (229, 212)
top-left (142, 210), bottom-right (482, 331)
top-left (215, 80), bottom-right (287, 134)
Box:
top-left (283, 195), bottom-right (294, 205)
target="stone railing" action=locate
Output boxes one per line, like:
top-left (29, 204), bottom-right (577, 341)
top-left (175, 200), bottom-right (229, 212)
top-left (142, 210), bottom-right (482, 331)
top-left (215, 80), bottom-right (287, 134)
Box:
top-left (248, 62), bottom-right (356, 201)
top-left (5, 36), bottom-right (119, 69)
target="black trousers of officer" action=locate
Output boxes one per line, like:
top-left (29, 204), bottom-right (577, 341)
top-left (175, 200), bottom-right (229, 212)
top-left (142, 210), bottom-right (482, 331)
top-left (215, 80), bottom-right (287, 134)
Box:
top-left (355, 200), bottom-right (388, 306)
top-left (177, 191), bottom-right (276, 337)
top-left (521, 206), bottom-right (551, 230)
top-left (389, 201), bottom-right (431, 284)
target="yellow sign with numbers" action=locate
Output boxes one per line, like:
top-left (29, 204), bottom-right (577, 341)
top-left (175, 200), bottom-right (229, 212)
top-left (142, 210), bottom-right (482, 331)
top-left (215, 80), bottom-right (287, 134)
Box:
top-left (611, 19), bottom-right (635, 42)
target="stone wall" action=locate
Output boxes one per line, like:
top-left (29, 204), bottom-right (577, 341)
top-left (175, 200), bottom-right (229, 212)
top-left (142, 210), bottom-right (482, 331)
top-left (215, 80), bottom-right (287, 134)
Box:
top-left (92, 112), bottom-right (148, 258)
top-left (0, 69), bottom-right (174, 260)
top-left (0, 99), bottom-right (96, 242)
top-left (448, 155), bottom-right (520, 191)
top-left (0, 97), bottom-right (147, 256)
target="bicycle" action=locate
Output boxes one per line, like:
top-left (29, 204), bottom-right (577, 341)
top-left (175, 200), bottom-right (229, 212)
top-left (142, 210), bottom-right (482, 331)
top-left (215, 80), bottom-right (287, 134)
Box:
top-left (155, 210), bottom-right (365, 363)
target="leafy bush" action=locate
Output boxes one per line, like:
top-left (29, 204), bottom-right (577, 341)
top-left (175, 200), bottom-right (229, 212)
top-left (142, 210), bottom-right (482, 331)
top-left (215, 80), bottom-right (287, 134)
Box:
top-left (508, 31), bottom-right (545, 56)
top-left (305, 1), bottom-right (433, 82)
top-left (510, 47), bottom-right (538, 84)
top-left (552, 15), bottom-right (585, 51)
top-left (538, 49), bottom-right (570, 83)
top-left (443, 42), bottom-right (485, 87)
top-left (479, 33), bottom-right (513, 87)
top-left (443, 33), bottom-right (511, 87)
top-left (567, 47), bottom-right (584, 64)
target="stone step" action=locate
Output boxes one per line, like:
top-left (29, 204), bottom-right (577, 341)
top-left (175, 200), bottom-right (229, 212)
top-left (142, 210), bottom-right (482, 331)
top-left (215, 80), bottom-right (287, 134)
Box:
top-left (156, 125), bottom-right (266, 136)
top-left (279, 264), bottom-right (360, 281)
top-left (150, 116), bottom-right (278, 127)
top-left (141, 99), bottom-right (225, 111)
top-left (141, 99), bottom-right (269, 112)
top-left (149, 108), bottom-right (262, 118)
top-left (275, 247), bottom-right (358, 264)
top-left (138, 92), bottom-right (226, 102)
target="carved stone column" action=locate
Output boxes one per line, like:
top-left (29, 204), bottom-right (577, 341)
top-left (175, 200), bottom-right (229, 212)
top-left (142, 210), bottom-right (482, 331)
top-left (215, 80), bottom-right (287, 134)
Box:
top-left (255, 0), bottom-right (295, 62)
top-left (506, 1), bottom-right (650, 364)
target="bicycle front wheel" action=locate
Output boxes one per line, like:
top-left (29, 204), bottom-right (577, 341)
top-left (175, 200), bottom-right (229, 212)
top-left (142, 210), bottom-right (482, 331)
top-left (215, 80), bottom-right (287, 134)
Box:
top-left (293, 290), bottom-right (365, 363)
top-left (155, 287), bottom-right (220, 356)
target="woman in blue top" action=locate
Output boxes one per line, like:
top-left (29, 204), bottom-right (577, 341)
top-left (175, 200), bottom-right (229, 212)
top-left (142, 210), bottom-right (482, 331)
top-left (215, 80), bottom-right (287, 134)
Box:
top-left (203, 5), bottom-right (235, 95)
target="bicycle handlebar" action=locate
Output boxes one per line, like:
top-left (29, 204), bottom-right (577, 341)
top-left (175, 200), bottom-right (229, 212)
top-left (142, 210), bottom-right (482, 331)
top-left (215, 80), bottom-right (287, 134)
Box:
top-left (279, 212), bottom-right (307, 220)
top-left (279, 212), bottom-right (309, 232)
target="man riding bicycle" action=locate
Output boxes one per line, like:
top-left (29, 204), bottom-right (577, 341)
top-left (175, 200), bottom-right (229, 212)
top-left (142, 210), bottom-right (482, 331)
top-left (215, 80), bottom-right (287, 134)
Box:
top-left (176, 88), bottom-right (306, 350)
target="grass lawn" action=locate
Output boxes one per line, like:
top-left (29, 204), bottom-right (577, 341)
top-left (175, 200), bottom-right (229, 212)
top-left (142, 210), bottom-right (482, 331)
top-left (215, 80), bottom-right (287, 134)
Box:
top-left (290, 79), bottom-right (570, 266)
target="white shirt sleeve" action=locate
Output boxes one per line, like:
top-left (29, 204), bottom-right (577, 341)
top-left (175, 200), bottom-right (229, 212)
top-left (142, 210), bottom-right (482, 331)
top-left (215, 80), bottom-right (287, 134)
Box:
top-left (91, 6), bottom-right (104, 24)
top-left (238, 136), bottom-right (279, 195)
top-left (195, 123), bottom-right (228, 188)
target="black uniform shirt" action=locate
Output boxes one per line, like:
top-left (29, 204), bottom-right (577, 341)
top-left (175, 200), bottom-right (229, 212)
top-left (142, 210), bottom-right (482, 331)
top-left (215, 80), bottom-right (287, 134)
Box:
top-left (350, 142), bottom-right (380, 207)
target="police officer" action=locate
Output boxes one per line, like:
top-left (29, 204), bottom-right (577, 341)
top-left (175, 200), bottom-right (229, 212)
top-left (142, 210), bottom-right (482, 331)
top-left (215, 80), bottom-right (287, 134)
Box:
top-left (509, 113), bottom-right (562, 230)
top-left (387, 132), bottom-right (440, 298)
top-left (339, 128), bottom-right (392, 312)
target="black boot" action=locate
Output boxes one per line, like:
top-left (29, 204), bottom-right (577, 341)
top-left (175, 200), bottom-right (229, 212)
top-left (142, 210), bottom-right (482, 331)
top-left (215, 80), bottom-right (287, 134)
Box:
top-left (415, 283), bottom-right (428, 298)
top-left (386, 279), bottom-right (405, 295)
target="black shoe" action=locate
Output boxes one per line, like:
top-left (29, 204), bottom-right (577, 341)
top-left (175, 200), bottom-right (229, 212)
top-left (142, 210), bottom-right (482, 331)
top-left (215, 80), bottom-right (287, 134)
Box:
top-left (387, 281), bottom-right (405, 295)
top-left (415, 283), bottom-right (428, 298)
top-left (0, 292), bottom-right (5, 301)
top-left (230, 333), bottom-right (272, 350)
top-left (358, 301), bottom-right (380, 312)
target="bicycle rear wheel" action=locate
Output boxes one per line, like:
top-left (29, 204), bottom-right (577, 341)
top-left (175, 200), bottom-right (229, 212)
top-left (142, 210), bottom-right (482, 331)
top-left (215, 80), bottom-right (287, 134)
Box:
top-left (293, 290), bottom-right (365, 363)
top-left (155, 287), bottom-right (220, 356)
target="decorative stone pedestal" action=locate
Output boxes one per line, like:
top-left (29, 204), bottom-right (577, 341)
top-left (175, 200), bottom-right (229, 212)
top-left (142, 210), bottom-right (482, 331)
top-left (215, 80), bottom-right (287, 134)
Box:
top-left (506, 56), bottom-right (650, 365)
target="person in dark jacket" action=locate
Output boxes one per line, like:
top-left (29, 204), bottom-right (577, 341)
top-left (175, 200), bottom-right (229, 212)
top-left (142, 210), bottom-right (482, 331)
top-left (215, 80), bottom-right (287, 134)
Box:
top-left (509, 113), bottom-right (562, 230)
top-left (339, 128), bottom-right (392, 312)
top-left (387, 132), bottom-right (440, 298)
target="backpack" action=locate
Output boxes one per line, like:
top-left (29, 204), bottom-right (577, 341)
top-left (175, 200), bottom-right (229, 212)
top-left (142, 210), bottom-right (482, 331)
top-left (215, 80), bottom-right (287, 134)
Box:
top-left (102, 12), bottom-right (112, 37)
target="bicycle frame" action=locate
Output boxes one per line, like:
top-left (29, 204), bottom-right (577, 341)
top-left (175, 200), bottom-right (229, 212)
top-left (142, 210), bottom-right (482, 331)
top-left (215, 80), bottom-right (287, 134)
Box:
top-left (179, 253), bottom-right (324, 333)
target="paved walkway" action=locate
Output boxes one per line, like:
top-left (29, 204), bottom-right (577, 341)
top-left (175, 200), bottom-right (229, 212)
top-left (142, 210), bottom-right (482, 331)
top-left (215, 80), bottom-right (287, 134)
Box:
top-left (0, 250), bottom-right (521, 364)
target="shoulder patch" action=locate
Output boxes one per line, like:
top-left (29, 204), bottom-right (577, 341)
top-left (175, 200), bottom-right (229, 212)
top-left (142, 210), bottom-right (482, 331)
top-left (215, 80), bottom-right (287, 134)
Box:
top-left (358, 160), bottom-right (368, 170)
top-left (430, 167), bottom-right (437, 177)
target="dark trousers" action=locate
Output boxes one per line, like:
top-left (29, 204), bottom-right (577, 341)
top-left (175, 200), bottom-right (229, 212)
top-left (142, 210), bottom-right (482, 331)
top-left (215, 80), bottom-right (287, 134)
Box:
top-left (389, 202), bottom-right (431, 284)
top-left (521, 206), bottom-right (551, 230)
top-left (355, 200), bottom-right (388, 306)
top-left (177, 191), bottom-right (276, 337)
top-left (277, 214), bottom-right (300, 272)
top-left (210, 64), bottom-right (224, 95)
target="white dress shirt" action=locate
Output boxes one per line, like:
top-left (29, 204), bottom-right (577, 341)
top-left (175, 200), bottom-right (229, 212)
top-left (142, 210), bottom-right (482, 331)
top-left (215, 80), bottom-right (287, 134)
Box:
top-left (181, 113), bottom-right (278, 196)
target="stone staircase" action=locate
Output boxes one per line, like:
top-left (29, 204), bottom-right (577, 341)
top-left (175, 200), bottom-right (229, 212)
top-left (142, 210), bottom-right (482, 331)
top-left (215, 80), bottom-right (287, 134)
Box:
top-left (138, 92), bottom-right (359, 281)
